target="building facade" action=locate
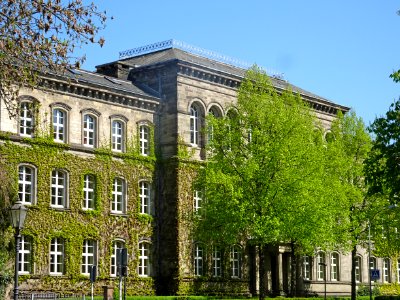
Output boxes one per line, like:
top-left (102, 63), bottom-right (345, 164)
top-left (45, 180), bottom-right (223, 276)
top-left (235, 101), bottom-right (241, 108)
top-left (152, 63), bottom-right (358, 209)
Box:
top-left (1, 40), bottom-right (394, 297)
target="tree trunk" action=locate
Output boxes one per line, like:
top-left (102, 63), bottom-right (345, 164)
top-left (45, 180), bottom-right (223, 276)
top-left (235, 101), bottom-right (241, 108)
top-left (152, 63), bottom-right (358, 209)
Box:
top-left (259, 244), bottom-right (267, 300)
top-left (351, 245), bottom-right (357, 300)
top-left (290, 242), bottom-right (296, 297)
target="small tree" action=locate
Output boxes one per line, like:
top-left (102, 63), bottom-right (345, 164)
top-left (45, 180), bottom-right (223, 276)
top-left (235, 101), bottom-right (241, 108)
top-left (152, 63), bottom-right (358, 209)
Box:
top-left (0, 0), bottom-right (107, 117)
top-left (196, 67), bottom-right (350, 299)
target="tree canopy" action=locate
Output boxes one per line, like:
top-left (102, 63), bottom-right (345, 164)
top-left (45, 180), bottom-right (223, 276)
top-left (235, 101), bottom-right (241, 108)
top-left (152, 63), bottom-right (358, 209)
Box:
top-left (0, 0), bottom-right (107, 116)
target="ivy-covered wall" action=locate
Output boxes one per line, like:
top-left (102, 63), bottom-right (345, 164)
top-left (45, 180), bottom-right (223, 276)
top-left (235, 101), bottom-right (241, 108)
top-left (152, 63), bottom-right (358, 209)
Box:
top-left (1, 134), bottom-right (157, 296)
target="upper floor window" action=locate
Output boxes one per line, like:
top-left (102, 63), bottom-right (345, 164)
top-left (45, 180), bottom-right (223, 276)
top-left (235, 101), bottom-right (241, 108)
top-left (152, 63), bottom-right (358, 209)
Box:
top-left (138, 242), bottom-right (151, 277)
top-left (317, 251), bottom-right (326, 281)
top-left (111, 177), bottom-right (126, 214)
top-left (110, 240), bottom-right (124, 277)
top-left (19, 102), bottom-right (34, 137)
top-left (18, 235), bottom-right (32, 274)
top-left (330, 252), bottom-right (339, 281)
top-left (193, 190), bottom-right (202, 212)
top-left (50, 238), bottom-right (64, 275)
top-left (139, 125), bottom-right (150, 156)
top-left (53, 109), bottom-right (66, 143)
top-left (190, 105), bottom-right (199, 146)
top-left (303, 255), bottom-right (312, 280)
top-left (81, 240), bottom-right (96, 275)
top-left (139, 181), bottom-right (151, 215)
top-left (355, 256), bottom-right (362, 282)
top-left (18, 165), bottom-right (35, 205)
top-left (384, 258), bottom-right (390, 283)
top-left (230, 245), bottom-right (241, 278)
top-left (111, 120), bottom-right (124, 152)
top-left (83, 174), bottom-right (96, 210)
top-left (194, 244), bottom-right (204, 276)
top-left (51, 169), bottom-right (68, 208)
top-left (212, 246), bottom-right (222, 277)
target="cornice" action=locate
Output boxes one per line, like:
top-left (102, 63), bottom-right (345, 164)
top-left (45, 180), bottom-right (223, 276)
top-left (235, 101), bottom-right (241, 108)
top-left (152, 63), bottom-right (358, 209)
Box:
top-left (38, 75), bottom-right (160, 114)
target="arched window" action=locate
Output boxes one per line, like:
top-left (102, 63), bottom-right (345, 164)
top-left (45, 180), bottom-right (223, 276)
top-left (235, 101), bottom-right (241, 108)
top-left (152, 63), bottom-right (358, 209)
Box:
top-left (212, 245), bottom-right (222, 277)
top-left (83, 114), bottom-right (97, 148)
top-left (138, 242), bottom-right (151, 277)
top-left (190, 105), bottom-right (199, 146)
top-left (53, 108), bottom-right (66, 143)
top-left (303, 255), bottom-right (312, 280)
top-left (111, 177), bottom-right (126, 214)
top-left (230, 245), bottom-right (241, 278)
top-left (139, 181), bottom-right (151, 215)
top-left (194, 244), bottom-right (204, 276)
top-left (369, 257), bottom-right (377, 270)
top-left (317, 251), bottom-right (326, 281)
top-left (51, 169), bottom-right (68, 208)
top-left (82, 174), bottom-right (96, 210)
top-left (110, 240), bottom-right (125, 277)
top-left (18, 164), bottom-right (36, 205)
top-left (49, 237), bottom-right (65, 275)
top-left (139, 124), bottom-right (150, 156)
top-left (18, 235), bottom-right (32, 274)
top-left (19, 101), bottom-right (34, 137)
top-left (111, 120), bottom-right (124, 152)
top-left (330, 252), bottom-right (339, 281)
top-left (355, 256), bottom-right (362, 282)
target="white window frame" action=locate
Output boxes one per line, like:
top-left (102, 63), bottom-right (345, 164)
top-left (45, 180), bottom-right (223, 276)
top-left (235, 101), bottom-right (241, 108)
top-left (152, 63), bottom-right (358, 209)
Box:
top-left (110, 240), bottom-right (124, 277)
top-left (18, 235), bottom-right (32, 275)
top-left (397, 259), bottom-right (400, 283)
top-left (83, 174), bottom-right (95, 210)
top-left (384, 258), bottom-right (390, 283)
top-left (212, 246), bottom-right (222, 277)
top-left (190, 105), bottom-right (199, 146)
top-left (81, 240), bottom-right (96, 275)
top-left (230, 245), bottom-right (241, 278)
top-left (51, 170), bottom-right (68, 208)
top-left (193, 190), bottom-right (202, 212)
top-left (50, 238), bottom-right (64, 275)
top-left (53, 108), bottom-right (66, 143)
top-left (303, 256), bottom-right (311, 280)
top-left (317, 252), bottom-right (325, 281)
top-left (330, 252), bottom-right (339, 281)
top-left (139, 181), bottom-right (151, 215)
top-left (138, 242), bottom-right (151, 277)
top-left (139, 124), bottom-right (150, 156)
top-left (83, 114), bottom-right (97, 148)
top-left (111, 178), bottom-right (126, 214)
top-left (18, 165), bottom-right (35, 205)
top-left (19, 101), bottom-right (34, 137)
top-left (111, 120), bottom-right (124, 152)
top-left (194, 244), bottom-right (203, 276)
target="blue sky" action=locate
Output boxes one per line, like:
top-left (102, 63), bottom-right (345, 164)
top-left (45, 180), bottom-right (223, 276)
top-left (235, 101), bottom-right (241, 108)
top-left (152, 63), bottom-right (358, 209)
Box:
top-left (79, 1), bottom-right (400, 126)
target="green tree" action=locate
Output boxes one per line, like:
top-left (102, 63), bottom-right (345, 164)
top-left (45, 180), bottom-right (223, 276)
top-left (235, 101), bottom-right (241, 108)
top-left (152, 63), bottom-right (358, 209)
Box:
top-left (0, 0), bottom-right (107, 117)
top-left (195, 67), bottom-right (350, 299)
top-left (329, 111), bottom-right (373, 300)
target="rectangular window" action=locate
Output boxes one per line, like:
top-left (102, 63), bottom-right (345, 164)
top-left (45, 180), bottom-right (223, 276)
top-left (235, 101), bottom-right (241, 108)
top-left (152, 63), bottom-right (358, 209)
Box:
top-left (139, 181), bottom-right (151, 214)
top-left (53, 109), bottom-right (65, 143)
top-left (331, 253), bottom-right (339, 281)
top-left (20, 102), bottom-right (34, 137)
top-left (18, 236), bottom-right (32, 274)
top-left (50, 238), bottom-right (64, 275)
top-left (384, 258), bottom-right (390, 283)
top-left (303, 256), bottom-right (311, 280)
top-left (193, 190), bottom-right (202, 212)
top-left (51, 170), bottom-right (67, 208)
top-left (317, 252), bottom-right (325, 281)
top-left (138, 242), bottom-right (150, 277)
top-left (81, 240), bottom-right (96, 275)
top-left (190, 106), bottom-right (199, 145)
top-left (111, 178), bottom-right (125, 214)
top-left (355, 256), bottom-right (361, 282)
top-left (212, 246), bottom-right (222, 277)
top-left (83, 174), bottom-right (95, 210)
top-left (139, 125), bottom-right (149, 156)
top-left (18, 165), bottom-right (34, 205)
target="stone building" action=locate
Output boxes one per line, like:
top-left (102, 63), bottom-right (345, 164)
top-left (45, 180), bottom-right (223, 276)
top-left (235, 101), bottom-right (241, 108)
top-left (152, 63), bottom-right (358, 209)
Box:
top-left (1, 40), bottom-right (393, 297)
